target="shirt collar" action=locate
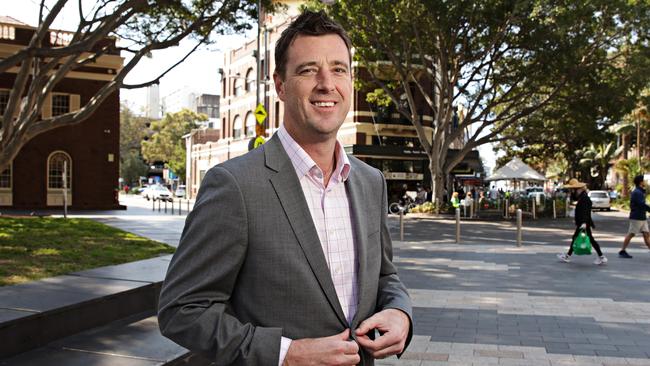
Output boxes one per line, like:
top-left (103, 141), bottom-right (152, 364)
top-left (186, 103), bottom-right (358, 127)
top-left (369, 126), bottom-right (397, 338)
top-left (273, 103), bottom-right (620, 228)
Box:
top-left (277, 125), bottom-right (351, 183)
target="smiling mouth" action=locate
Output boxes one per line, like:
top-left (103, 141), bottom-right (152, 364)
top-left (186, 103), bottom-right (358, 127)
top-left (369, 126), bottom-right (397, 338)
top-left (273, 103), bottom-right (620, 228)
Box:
top-left (311, 101), bottom-right (336, 107)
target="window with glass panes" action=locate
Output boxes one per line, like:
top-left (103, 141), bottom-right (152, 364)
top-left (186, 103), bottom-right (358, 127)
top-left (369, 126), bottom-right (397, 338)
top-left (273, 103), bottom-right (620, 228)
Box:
top-left (48, 152), bottom-right (71, 189)
top-left (0, 165), bottom-right (10, 188)
top-left (52, 94), bottom-right (70, 116)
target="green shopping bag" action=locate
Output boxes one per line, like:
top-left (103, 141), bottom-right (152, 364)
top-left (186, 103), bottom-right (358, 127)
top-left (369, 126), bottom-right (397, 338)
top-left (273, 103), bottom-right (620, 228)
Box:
top-left (572, 229), bottom-right (592, 255)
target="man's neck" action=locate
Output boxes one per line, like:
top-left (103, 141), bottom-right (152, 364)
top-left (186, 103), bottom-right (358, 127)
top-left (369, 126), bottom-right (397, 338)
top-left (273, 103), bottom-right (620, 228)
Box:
top-left (283, 125), bottom-right (338, 185)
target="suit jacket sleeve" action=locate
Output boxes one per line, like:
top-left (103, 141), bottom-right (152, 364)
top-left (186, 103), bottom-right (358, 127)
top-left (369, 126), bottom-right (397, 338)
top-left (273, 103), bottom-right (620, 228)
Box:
top-left (158, 167), bottom-right (282, 365)
top-left (375, 172), bottom-right (414, 349)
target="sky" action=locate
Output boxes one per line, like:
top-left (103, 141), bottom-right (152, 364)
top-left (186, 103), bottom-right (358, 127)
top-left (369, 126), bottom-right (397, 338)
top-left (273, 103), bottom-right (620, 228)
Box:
top-left (2, 0), bottom-right (250, 113)
top-left (2, 0), bottom-right (497, 172)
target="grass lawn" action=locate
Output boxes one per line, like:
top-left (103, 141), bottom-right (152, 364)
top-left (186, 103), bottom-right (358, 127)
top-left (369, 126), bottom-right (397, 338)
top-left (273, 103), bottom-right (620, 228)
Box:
top-left (0, 217), bottom-right (175, 286)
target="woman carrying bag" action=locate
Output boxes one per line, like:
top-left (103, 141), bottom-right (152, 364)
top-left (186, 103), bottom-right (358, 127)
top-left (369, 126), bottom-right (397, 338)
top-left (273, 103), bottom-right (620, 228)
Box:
top-left (557, 178), bottom-right (608, 265)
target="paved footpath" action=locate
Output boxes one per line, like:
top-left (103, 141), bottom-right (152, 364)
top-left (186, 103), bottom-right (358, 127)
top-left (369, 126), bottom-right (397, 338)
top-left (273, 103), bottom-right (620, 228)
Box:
top-left (68, 197), bottom-right (650, 366)
top-left (380, 212), bottom-right (650, 366)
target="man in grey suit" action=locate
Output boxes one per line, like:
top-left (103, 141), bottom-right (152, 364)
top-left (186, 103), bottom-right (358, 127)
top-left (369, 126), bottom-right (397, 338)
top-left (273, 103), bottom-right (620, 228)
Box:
top-left (158, 10), bottom-right (412, 365)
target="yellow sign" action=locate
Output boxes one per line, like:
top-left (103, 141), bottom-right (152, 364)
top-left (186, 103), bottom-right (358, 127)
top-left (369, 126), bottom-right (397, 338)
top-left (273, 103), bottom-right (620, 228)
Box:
top-left (254, 103), bottom-right (267, 124)
top-left (254, 136), bottom-right (266, 148)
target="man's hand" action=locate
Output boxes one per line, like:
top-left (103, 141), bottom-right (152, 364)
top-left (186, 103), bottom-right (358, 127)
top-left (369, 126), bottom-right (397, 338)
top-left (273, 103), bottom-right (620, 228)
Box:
top-left (283, 329), bottom-right (360, 366)
top-left (355, 309), bottom-right (410, 359)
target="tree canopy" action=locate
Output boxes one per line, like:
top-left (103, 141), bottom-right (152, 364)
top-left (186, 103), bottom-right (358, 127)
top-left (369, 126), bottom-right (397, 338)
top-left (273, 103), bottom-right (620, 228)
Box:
top-left (0, 0), bottom-right (273, 172)
top-left (308, 0), bottom-right (650, 206)
top-left (141, 108), bottom-right (206, 182)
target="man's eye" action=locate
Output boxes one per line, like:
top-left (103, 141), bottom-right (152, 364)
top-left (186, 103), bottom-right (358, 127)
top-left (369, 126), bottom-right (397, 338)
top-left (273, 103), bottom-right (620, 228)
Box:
top-left (299, 68), bottom-right (317, 75)
top-left (334, 67), bottom-right (348, 73)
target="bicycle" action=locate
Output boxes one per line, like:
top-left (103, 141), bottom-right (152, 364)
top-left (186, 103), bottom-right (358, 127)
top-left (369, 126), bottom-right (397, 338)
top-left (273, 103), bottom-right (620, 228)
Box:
top-left (389, 196), bottom-right (417, 214)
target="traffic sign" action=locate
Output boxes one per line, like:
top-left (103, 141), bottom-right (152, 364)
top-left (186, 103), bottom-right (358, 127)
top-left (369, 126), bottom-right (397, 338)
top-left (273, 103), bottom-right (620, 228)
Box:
top-left (254, 103), bottom-right (267, 124)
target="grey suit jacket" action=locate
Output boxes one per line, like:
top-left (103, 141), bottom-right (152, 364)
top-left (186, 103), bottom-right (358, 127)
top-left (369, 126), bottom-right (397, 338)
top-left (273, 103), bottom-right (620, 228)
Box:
top-left (158, 134), bottom-right (412, 365)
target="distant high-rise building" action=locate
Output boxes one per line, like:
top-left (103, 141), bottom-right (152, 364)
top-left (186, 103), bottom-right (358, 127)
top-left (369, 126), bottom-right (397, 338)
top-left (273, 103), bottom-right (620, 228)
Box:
top-left (146, 84), bottom-right (160, 119)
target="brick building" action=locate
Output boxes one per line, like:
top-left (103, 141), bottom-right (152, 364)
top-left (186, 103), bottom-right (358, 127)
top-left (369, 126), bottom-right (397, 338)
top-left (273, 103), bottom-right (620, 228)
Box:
top-left (0, 16), bottom-right (123, 209)
top-left (186, 3), bottom-right (483, 201)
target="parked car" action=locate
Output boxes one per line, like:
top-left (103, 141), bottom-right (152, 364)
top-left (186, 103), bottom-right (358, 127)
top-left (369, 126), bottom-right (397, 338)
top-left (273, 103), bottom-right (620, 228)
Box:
top-left (588, 190), bottom-right (611, 211)
top-left (143, 184), bottom-right (173, 202)
top-left (174, 185), bottom-right (186, 198)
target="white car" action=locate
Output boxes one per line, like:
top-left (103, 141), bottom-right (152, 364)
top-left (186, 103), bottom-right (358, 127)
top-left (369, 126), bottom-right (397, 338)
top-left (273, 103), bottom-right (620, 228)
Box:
top-left (588, 190), bottom-right (611, 211)
top-left (143, 184), bottom-right (173, 202)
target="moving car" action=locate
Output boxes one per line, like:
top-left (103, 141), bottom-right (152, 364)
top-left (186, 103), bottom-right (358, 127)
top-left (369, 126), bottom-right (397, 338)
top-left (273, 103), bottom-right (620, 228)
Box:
top-left (174, 185), bottom-right (186, 198)
top-left (143, 184), bottom-right (173, 202)
top-left (588, 190), bottom-right (611, 211)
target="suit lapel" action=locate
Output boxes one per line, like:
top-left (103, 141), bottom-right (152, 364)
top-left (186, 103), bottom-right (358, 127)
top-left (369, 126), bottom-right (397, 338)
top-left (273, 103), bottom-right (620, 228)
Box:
top-left (345, 162), bottom-right (370, 327)
top-left (265, 135), bottom-right (348, 326)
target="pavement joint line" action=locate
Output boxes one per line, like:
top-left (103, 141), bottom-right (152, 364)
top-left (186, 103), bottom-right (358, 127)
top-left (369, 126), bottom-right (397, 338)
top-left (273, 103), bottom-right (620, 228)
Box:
top-left (59, 347), bottom-right (166, 362)
top-left (66, 273), bottom-right (155, 284)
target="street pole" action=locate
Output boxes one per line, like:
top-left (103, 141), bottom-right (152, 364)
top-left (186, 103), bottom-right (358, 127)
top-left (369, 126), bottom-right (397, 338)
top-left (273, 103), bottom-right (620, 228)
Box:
top-left (256, 0), bottom-right (261, 108)
top-left (399, 209), bottom-right (404, 241)
top-left (62, 161), bottom-right (67, 219)
top-left (455, 208), bottom-right (461, 243)
top-left (516, 209), bottom-right (522, 246)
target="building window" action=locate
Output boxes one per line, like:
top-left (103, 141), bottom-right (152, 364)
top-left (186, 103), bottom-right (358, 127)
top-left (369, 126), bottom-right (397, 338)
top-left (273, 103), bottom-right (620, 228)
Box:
top-left (0, 165), bottom-right (11, 189)
top-left (234, 78), bottom-right (243, 97)
top-left (52, 94), bottom-right (70, 116)
top-left (245, 68), bottom-right (255, 93)
top-left (47, 151), bottom-right (72, 189)
top-left (233, 115), bottom-right (242, 139)
top-left (0, 25), bottom-right (15, 40)
top-left (0, 89), bottom-right (9, 115)
top-left (245, 112), bottom-right (255, 137)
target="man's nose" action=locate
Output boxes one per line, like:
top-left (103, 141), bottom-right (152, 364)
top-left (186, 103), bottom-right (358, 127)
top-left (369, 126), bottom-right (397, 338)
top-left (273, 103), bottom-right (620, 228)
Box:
top-left (316, 70), bottom-right (335, 91)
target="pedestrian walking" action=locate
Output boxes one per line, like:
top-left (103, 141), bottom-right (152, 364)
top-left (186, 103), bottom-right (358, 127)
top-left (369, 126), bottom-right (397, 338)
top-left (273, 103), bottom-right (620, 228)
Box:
top-left (618, 175), bottom-right (650, 258)
top-left (557, 178), bottom-right (608, 265)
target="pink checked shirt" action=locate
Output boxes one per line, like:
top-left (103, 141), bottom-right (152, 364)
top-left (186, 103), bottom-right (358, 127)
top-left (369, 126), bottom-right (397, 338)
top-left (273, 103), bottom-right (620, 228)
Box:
top-left (277, 126), bottom-right (358, 364)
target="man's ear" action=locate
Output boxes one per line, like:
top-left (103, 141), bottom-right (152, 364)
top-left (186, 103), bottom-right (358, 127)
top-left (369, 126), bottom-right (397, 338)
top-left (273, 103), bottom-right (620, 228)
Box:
top-left (273, 72), bottom-right (285, 101)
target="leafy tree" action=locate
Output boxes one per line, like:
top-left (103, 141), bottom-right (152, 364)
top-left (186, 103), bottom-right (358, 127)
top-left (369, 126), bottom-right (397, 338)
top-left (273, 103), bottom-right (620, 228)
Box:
top-left (307, 0), bottom-right (650, 207)
top-left (0, 0), bottom-right (275, 172)
top-left (578, 142), bottom-right (616, 189)
top-left (121, 150), bottom-right (149, 188)
top-left (119, 103), bottom-right (150, 186)
top-left (141, 109), bottom-right (206, 182)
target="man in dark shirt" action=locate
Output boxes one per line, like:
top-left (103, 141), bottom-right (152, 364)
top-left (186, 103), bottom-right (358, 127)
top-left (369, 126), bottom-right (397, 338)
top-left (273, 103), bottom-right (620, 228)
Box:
top-left (619, 175), bottom-right (650, 258)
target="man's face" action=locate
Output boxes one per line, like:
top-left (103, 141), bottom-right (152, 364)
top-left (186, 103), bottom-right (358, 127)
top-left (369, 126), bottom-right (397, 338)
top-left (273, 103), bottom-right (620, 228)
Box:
top-left (273, 34), bottom-right (352, 143)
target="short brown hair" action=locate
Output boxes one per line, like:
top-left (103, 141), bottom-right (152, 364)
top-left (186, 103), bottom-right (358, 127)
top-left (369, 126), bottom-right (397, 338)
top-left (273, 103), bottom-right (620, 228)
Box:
top-left (274, 10), bottom-right (352, 78)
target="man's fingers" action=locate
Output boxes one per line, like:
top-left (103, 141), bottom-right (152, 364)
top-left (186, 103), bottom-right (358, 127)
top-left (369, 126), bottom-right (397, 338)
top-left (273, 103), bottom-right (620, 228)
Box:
top-left (355, 314), bottom-right (381, 336)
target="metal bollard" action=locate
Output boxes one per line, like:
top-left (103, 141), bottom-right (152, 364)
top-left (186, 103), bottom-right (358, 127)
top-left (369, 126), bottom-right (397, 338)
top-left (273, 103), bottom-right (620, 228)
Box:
top-left (171, 199), bottom-right (174, 215)
top-left (470, 201), bottom-right (474, 218)
top-left (164, 200), bottom-right (167, 213)
top-left (565, 196), bottom-right (570, 217)
top-left (516, 208), bottom-right (522, 246)
top-left (455, 208), bottom-right (461, 243)
top-left (179, 199), bottom-right (182, 216)
top-left (157, 199), bottom-right (161, 212)
top-left (532, 198), bottom-right (536, 220)
top-left (505, 199), bottom-right (510, 219)
top-left (187, 199), bottom-right (190, 213)
top-left (399, 209), bottom-right (404, 241)
top-left (152, 199), bottom-right (155, 211)
top-left (553, 199), bottom-right (556, 219)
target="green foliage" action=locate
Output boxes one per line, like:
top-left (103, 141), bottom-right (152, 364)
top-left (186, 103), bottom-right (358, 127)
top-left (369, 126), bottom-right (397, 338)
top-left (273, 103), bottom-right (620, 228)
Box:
top-left (615, 157), bottom-right (650, 190)
top-left (120, 104), bottom-right (150, 185)
top-left (0, 217), bottom-right (174, 286)
top-left (141, 109), bottom-right (206, 182)
top-left (366, 88), bottom-right (393, 108)
top-left (306, 0), bottom-right (650, 207)
top-left (121, 151), bottom-right (149, 187)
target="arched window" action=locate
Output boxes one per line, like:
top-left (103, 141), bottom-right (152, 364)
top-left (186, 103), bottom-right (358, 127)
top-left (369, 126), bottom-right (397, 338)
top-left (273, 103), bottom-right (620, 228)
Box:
top-left (233, 115), bottom-right (242, 139)
top-left (245, 111), bottom-right (256, 137)
top-left (46, 151), bottom-right (72, 206)
top-left (234, 78), bottom-right (243, 97)
top-left (48, 151), bottom-right (72, 189)
top-left (245, 68), bottom-right (255, 93)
